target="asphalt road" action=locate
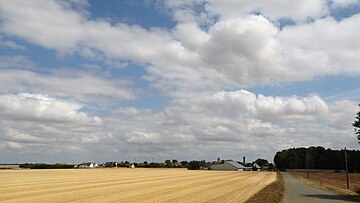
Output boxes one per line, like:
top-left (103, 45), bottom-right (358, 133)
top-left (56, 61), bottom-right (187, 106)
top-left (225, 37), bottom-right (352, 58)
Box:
top-left (281, 172), bottom-right (359, 203)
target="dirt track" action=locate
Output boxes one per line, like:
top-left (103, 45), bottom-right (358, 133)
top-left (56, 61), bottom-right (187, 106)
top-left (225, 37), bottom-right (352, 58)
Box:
top-left (0, 168), bottom-right (275, 203)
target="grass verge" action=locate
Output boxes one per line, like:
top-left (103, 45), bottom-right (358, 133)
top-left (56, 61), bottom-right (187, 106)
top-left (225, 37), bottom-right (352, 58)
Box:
top-left (245, 172), bottom-right (284, 203)
top-left (291, 172), bottom-right (360, 202)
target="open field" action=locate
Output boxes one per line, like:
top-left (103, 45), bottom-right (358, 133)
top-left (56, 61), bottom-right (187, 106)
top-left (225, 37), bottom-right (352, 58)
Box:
top-left (0, 168), bottom-right (275, 203)
top-left (294, 172), bottom-right (360, 192)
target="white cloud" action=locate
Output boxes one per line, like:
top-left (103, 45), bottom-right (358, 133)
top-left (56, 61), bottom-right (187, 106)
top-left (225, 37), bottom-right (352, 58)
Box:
top-left (0, 93), bottom-right (101, 124)
top-left (204, 0), bottom-right (328, 22)
top-left (160, 2), bottom-right (360, 87)
top-left (0, 0), bottom-right (195, 67)
top-left (100, 90), bottom-right (357, 161)
top-left (172, 22), bottom-right (209, 50)
top-left (0, 93), bottom-right (113, 161)
top-left (277, 15), bottom-right (360, 78)
top-left (0, 0), bottom-right (359, 162)
top-left (1, 129), bottom-right (43, 143)
top-left (0, 90), bottom-right (357, 162)
top-left (171, 90), bottom-right (330, 122)
top-left (126, 132), bottom-right (161, 144)
top-left (0, 69), bottom-right (136, 105)
top-left (163, 0), bottom-right (328, 22)
top-left (199, 15), bottom-right (279, 85)
top-left (255, 94), bottom-right (329, 121)
top-left (1, 1), bottom-right (359, 87)
top-left (0, 0), bottom-right (84, 54)
top-left (181, 14), bottom-right (360, 86)
top-left (144, 64), bottom-right (235, 97)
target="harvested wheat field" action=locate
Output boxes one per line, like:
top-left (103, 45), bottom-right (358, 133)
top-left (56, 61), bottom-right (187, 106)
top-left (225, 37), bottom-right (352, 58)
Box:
top-left (0, 168), bottom-right (276, 203)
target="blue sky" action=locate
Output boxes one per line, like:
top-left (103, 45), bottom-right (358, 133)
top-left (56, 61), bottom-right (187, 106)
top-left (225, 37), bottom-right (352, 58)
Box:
top-left (0, 0), bottom-right (360, 163)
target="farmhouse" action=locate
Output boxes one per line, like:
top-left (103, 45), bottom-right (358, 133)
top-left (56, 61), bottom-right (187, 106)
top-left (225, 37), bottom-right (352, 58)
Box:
top-left (253, 163), bottom-right (261, 171)
top-left (78, 162), bottom-right (98, 168)
top-left (211, 160), bottom-right (251, 171)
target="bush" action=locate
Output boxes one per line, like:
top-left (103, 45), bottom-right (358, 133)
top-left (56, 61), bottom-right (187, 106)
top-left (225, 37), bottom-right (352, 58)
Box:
top-left (355, 187), bottom-right (360, 194)
top-left (187, 161), bottom-right (200, 170)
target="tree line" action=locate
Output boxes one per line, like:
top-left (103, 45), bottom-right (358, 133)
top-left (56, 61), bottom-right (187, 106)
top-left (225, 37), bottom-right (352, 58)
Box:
top-left (19, 163), bottom-right (74, 169)
top-left (274, 146), bottom-right (360, 172)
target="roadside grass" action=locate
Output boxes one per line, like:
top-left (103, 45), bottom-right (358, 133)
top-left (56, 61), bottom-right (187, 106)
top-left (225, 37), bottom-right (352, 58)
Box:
top-left (291, 172), bottom-right (360, 202)
top-left (245, 172), bottom-right (284, 203)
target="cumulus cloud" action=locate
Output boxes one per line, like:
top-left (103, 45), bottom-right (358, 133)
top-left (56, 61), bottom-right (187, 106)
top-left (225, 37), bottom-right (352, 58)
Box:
top-left (0, 0), bottom-right (195, 67)
top-left (0, 0), bottom-right (359, 162)
top-left (161, 1), bottom-right (360, 86)
top-left (0, 0), bottom-right (84, 54)
top-left (199, 15), bottom-right (279, 85)
top-left (0, 93), bottom-right (101, 124)
top-left (1, 1), bottom-right (359, 87)
top-left (0, 69), bottom-right (136, 105)
top-left (179, 13), bottom-right (360, 85)
top-left (0, 93), bottom-right (113, 161)
top-left (169, 90), bottom-right (330, 121)
top-left (277, 15), bottom-right (360, 77)
top-left (163, 0), bottom-right (328, 23)
top-left (0, 90), bottom-right (357, 162)
top-left (101, 90), bottom-right (357, 161)
top-left (204, 0), bottom-right (328, 22)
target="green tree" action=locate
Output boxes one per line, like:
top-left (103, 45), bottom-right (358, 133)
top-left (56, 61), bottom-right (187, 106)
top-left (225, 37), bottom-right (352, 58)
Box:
top-left (353, 104), bottom-right (360, 143)
top-left (253, 158), bottom-right (269, 167)
top-left (164, 160), bottom-right (172, 168)
top-left (180, 161), bottom-right (188, 167)
top-left (187, 161), bottom-right (200, 170)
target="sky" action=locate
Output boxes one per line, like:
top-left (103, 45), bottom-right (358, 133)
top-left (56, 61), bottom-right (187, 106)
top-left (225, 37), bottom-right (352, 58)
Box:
top-left (0, 0), bottom-right (360, 164)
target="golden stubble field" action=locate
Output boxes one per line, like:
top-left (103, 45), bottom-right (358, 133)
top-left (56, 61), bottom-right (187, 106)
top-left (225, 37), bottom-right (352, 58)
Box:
top-left (0, 168), bottom-right (276, 203)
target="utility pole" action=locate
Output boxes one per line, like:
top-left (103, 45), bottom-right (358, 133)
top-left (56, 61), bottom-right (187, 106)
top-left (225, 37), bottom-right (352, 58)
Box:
top-left (306, 149), bottom-right (309, 178)
top-left (345, 147), bottom-right (349, 189)
top-left (289, 157), bottom-right (292, 172)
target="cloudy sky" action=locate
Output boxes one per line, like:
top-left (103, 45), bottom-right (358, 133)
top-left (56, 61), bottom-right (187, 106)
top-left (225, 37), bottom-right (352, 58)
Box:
top-left (0, 0), bottom-right (360, 164)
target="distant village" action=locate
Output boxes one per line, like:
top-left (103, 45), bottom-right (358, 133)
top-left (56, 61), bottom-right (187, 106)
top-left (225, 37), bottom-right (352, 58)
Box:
top-left (0, 157), bottom-right (275, 171)
top-left (74, 157), bottom-right (274, 171)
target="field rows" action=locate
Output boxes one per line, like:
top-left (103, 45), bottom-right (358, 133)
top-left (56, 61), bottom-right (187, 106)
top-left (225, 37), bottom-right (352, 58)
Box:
top-left (1, 168), bottom-right (276, 202)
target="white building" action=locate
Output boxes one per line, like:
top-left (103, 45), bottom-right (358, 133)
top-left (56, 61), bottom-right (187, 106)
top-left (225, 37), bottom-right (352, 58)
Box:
top-left (78, 162), bottom-right (98, 168)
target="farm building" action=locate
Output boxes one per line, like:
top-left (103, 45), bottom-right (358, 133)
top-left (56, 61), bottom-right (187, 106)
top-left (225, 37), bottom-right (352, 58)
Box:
top-left (253, 163), bottom-right (261, 171)
top-left (78, 162), bottom-right (98, 168)
top-left (211, 161), bottom-right (251, 171)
